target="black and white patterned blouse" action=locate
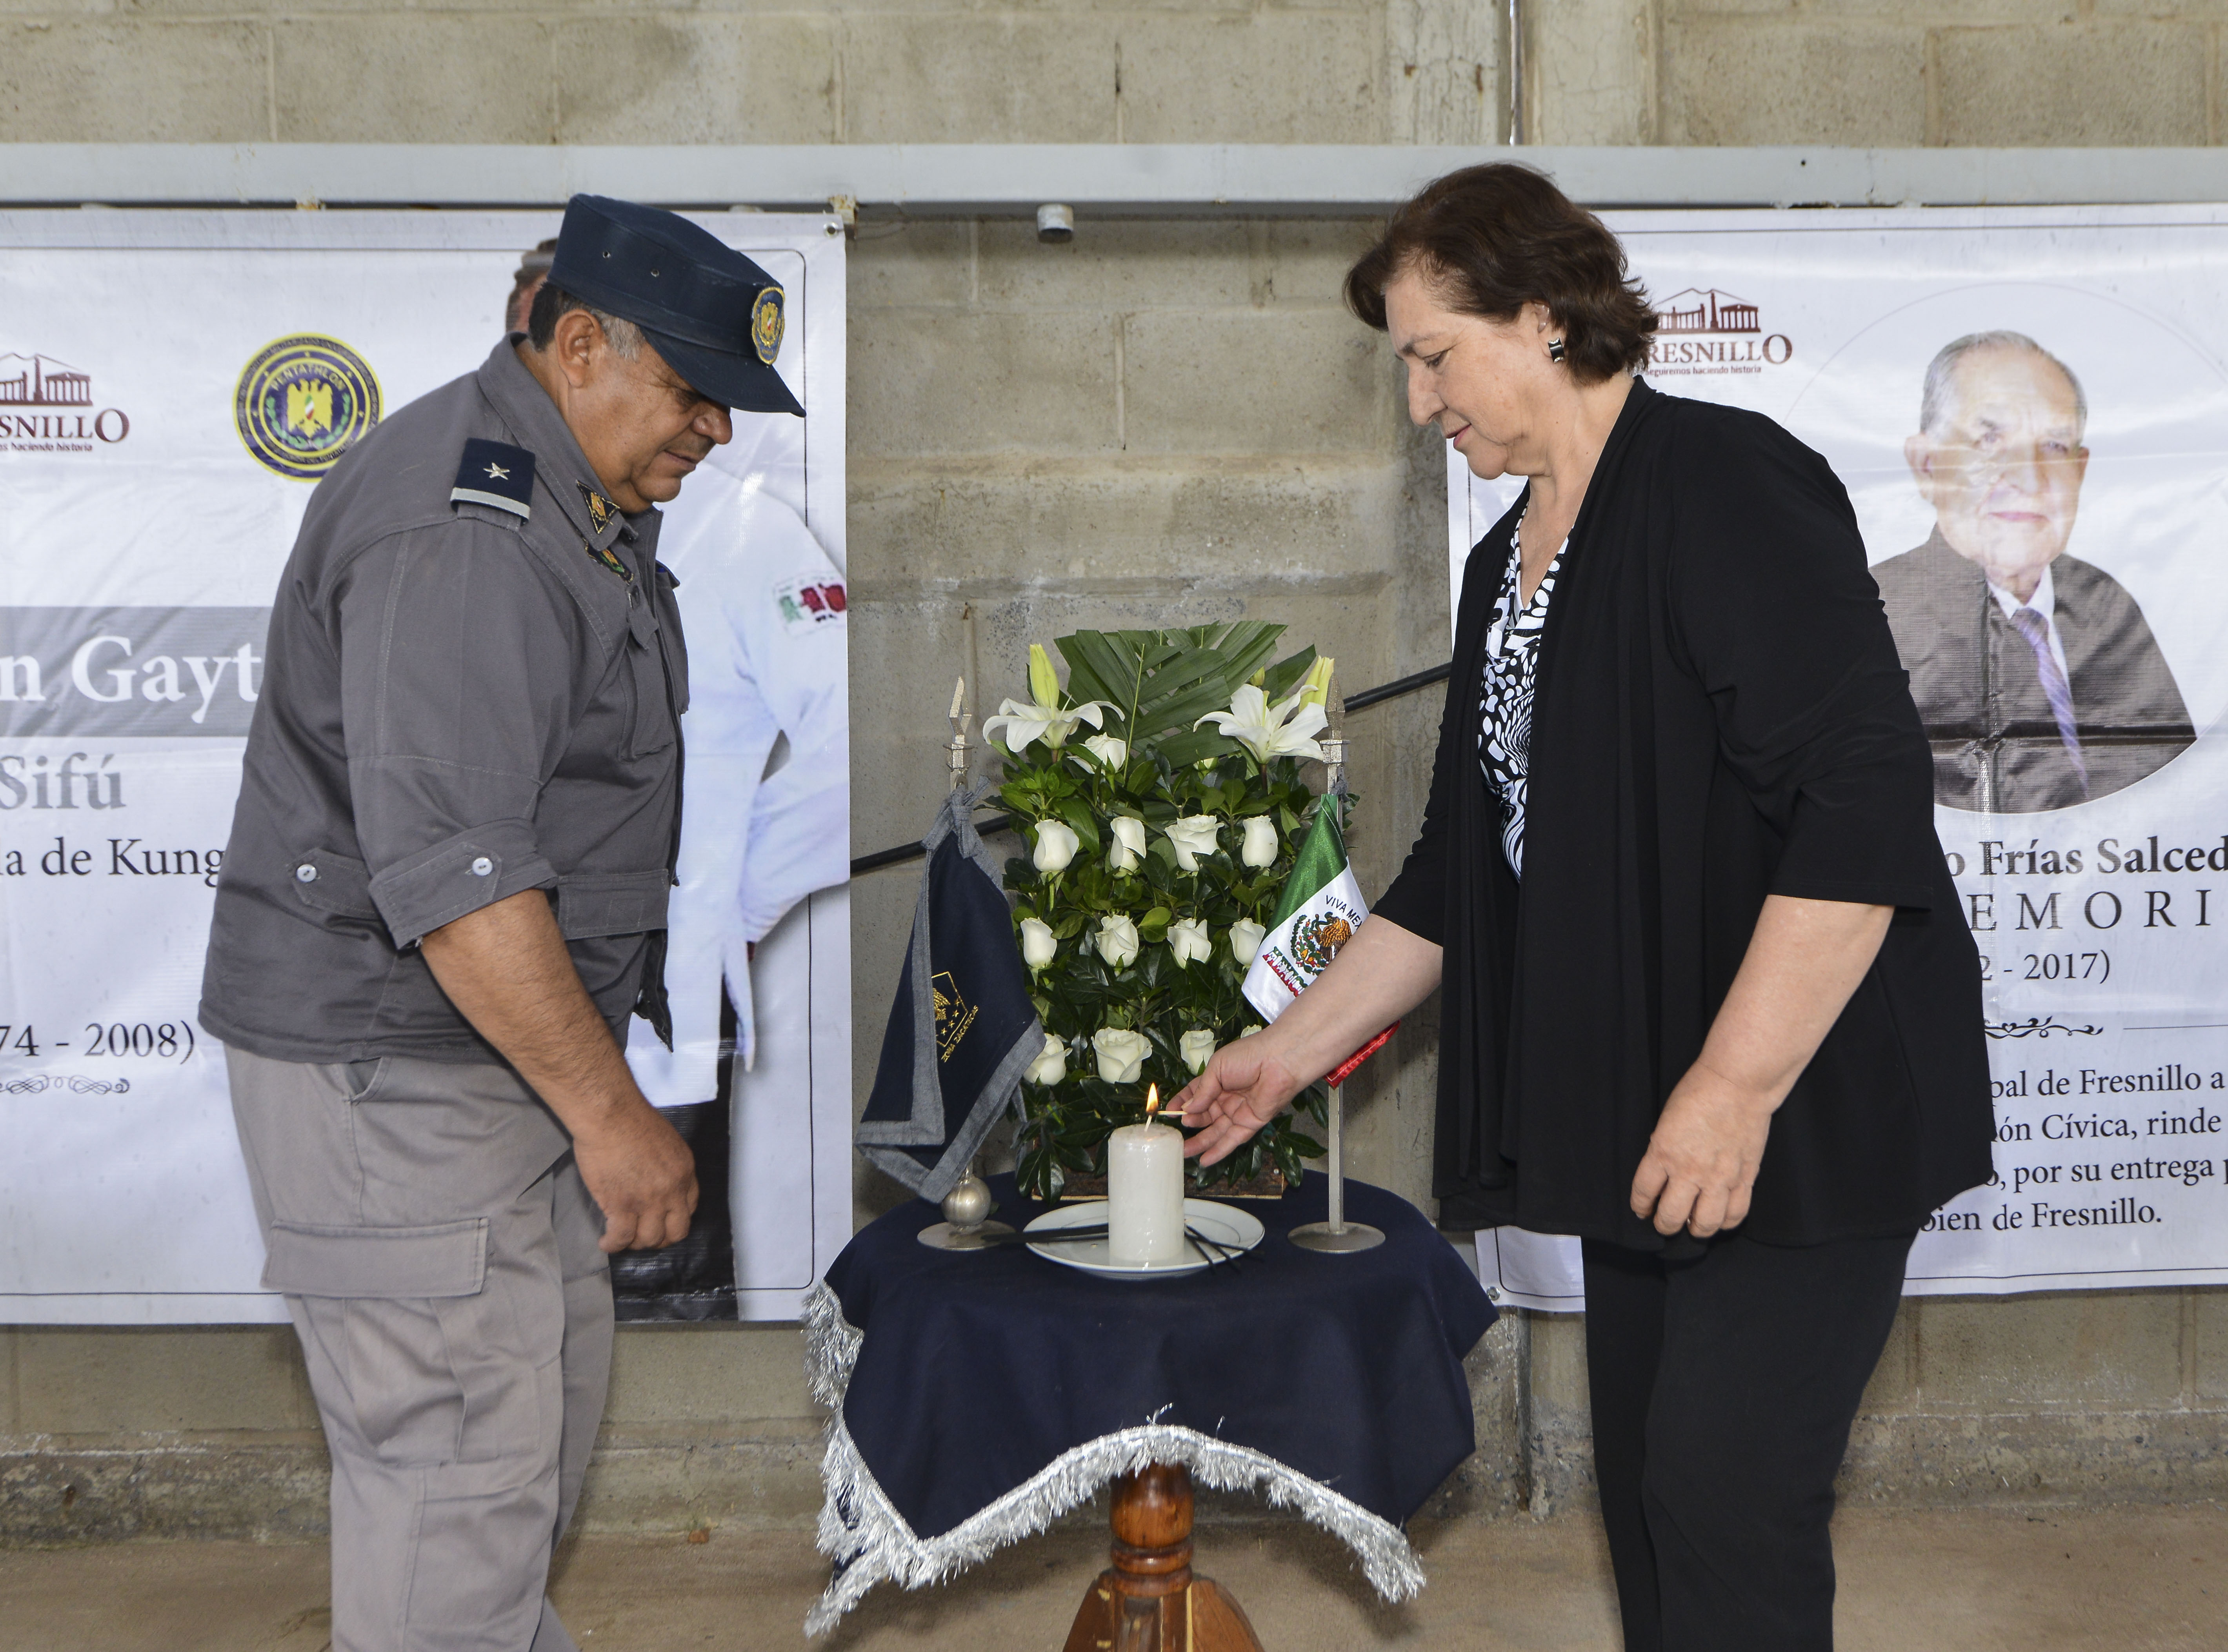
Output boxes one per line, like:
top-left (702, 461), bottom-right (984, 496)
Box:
top-left (1477, 512), bottom-right (1566, 878)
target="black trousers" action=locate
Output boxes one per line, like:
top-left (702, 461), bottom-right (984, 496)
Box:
top-left (1581, 1228), bottom-right (1913, 1652)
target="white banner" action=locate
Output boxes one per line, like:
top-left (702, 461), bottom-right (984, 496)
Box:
top-left (0, 210), bottom-right (851, 1323)
top-left (1454, 205), bottom-right (2228, 1304)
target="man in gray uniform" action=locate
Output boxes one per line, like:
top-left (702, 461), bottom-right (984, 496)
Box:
top-left (199, 195), bottom-right (805, 1651)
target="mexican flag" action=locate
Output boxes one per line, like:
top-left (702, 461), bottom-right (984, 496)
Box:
top-left (1243, 803), bottom-right (1394, 1083)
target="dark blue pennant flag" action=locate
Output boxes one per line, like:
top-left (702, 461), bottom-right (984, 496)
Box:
top-left (857, 787), bottom-right (1042, 1202)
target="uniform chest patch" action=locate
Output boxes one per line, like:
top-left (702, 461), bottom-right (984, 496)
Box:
top-left (775, 575), bottom-right (846, 634)
top-left (586, 539), bottom-right (634, 584)
top-left (578, 483), bottom-right (620, 536)
top-left (451, 439), bottom-right (535, 519)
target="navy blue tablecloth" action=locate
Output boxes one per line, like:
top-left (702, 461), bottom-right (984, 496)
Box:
top-left (820, 1172), bottom-right (1495, 1542)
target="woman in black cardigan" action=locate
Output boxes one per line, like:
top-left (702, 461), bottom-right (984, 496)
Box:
top-left (1176, 165), bottom-right (1994, 1650)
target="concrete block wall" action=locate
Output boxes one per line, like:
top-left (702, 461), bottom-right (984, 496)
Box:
top-left (0, 0), bottom-right (1504, 147)
top-left (1537, 1), bottom-right (2228, 147)
top-left (5, 0), bottom-right (2228, 1545)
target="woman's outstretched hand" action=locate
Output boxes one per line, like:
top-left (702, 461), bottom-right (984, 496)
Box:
top-left (1629, 1059), bottom-right (1776, 1238)
top-left (1173, 1034), bottom-right (1308, 1167)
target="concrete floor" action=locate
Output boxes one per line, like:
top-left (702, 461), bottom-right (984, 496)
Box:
top-left (1, 1505), bottom-right (2223, 1650)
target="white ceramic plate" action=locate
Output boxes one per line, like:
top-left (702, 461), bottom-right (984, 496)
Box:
top-left (1023, 1198), bottom-right (1266, 1280)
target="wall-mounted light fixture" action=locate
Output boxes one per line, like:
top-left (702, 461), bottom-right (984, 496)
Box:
top-left (1036, 203), bottom-right (1075, 244)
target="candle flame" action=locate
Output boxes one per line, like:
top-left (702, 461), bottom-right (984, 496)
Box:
top-left (1144, 1083), bottom-right (1161, 1119)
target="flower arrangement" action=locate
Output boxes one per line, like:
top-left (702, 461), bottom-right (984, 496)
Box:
top-left (988, 622), bottom-right (1343, 1199)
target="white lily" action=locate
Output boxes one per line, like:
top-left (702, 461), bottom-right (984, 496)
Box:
top-left (1239, 816), bottom-right (1279, 868)
top-left (1026, 1032), bottom-right (1069, 1086)
top-left (1195, 682), bottom-right (1328, 765)
top-left (1179, 1029), bottom-right (1218, 1076)
top-left (980, 645), bottom-right (1111, 755)
top-left (1093, 1026), bottom-right (1151, 1084)
top-left (1297, 654), bottom-right (1336, 711)
top-left (1108, 815), bottom-right (1148, 872)
top-left (1228, 917), bottom-right (1267, 964)
top-left (1164, 815), bottom-right (1221, 872)
top-left (1094, 913), bottom-right (1140, 969)
top-left (1019, 917), bottom-right (1057, 972)
top-left (1032, 820), bottom-right (1079, 874)
top-left (1167, 917), bottom-right (1211, 966)
top-left (1079, 733), bottom-right (1128, 770)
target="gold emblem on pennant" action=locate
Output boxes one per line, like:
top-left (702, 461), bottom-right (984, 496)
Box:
top-left (751, 287), bottom-right (785, 366)
top-left (931, 971), bottom-right (978, 1063)
top-left (578, 482), bottom-right (618, 535)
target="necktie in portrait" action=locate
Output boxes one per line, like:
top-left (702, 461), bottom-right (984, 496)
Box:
top-left (2010, 605), bottom-right (2088, 795)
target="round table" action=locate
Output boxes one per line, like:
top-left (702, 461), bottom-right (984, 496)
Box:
top-left (802, 1172), bottom-right (1495, 1643)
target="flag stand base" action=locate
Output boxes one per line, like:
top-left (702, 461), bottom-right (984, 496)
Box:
top-left (1288, 1220), bottom-right (1384, 1253)
top-left (1288, 1084), bottom-right (1383, 1254)
top-left (917, 1219), bottom-right (1016, 1250)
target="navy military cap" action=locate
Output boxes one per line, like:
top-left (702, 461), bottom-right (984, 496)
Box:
top-left (547, 194), bottom-right (805, 418)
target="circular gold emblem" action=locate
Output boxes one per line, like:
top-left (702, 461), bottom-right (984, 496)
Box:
top-left (751, 287), bottom-right (786, 366)
top-left (234, 335), bottom-right (381, 481)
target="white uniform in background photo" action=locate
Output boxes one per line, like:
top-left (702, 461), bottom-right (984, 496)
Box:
top-left (626, 413), bottom-right (850, 1303)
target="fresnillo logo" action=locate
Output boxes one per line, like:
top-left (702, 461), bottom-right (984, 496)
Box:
top-left (1647, 289), bottom-right (1793, 378)
top-left (234, 335), bottom-right (381, 481)
top-left (0, 353), bottom-right (131, 451)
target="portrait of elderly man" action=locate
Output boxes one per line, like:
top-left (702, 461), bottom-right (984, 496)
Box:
top-left (1870, 330), bottom-right (2193, 813)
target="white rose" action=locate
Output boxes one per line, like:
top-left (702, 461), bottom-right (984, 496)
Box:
top-left (1164, 815), bottom-right (1222, 872)
top-left (1179, 1029), bottom-right (1218, 1076)
top-left (1108, 815), bottom-right (1148, 873)
top-left (1093, 1027), bottom-right (1151, 1084)
top-left (1026, 1032), bottom-right (1068, 1086)
top-left (1033, 819), bottom-right (1079, 874)
top-left (1228, 917), bottom-right (1267, 964)
top-left (1093, 913), bottom-right (1140, 968)
top-left (1019, 917), bottom-right (1057, 972)
top-left (1239, 1024), bottom-right (1264, 1039)
top-left (1239, 816), bottom-right (1279, 868)
top-left (1080, 733), bottom-right (1128, 770)
top-left (1166, 916), bottom-right (1211, 966)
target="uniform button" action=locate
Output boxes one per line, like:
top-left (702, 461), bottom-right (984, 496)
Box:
top-left (295, 863), bottom-right (318, 883)
top-left (470, 857), bottom-right (494, 877)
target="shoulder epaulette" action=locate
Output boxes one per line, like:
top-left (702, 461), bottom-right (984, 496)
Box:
top-left (451, 438), bottom-right (535, 520)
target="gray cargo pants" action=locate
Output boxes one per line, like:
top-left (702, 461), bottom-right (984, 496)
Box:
top-left (226, 1045), bottom-right (613, 1652)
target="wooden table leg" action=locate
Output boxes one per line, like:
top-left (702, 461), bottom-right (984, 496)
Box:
top-left (1061, 1462), bottom-right (1265, 1652)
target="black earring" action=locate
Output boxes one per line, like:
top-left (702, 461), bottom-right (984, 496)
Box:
top-left (1548, 338), bottom-right (1568, 364)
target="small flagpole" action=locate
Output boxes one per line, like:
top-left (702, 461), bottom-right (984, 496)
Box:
top-left (947, 677), bottom-right (972, 793)
top-left (918, 677), bottom-right (1016, 1252)
top-left (1290, 727), bottom-right (1384, 1254)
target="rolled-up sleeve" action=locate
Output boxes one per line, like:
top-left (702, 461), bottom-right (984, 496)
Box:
top-left (337, 521), bottom-right (577, 948)
top-left (1668, 419), bottom-right (1942, 911)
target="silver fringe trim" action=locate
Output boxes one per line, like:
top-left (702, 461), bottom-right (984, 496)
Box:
top-left (801, 1279), bottom-right (860, 1410)
top-left (797, 1282), bottom-right (1426, 1637)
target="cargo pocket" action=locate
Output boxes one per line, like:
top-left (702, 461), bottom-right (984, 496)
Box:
top-left (555, 868), bottom-right (671, 939)
top-left (263, 1217), bottom-right (487, 1299)
top-left (287, 847), bottom-right (380, 922)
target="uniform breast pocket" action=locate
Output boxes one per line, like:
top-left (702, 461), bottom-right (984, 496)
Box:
top-left (624, 601), bottom-right (677, 759)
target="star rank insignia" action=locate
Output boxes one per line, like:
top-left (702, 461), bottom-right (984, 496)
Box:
top-left (578, 482), bottom-right (620, 536)
top-left (450, 438), bottom-right (535, 519)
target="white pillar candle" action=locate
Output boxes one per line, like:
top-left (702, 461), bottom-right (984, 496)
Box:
top-left (1106, 1120), bottom-right (1186, 1265)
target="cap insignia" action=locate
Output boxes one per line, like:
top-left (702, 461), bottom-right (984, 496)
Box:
top-left (751, 287), bottom-right (786, 366)
top-left (450, 438), bottom-right (535, 519)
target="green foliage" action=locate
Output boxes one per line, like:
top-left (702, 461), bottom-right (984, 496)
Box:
top-left (997, 624), bottom-right (1340, 1199)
